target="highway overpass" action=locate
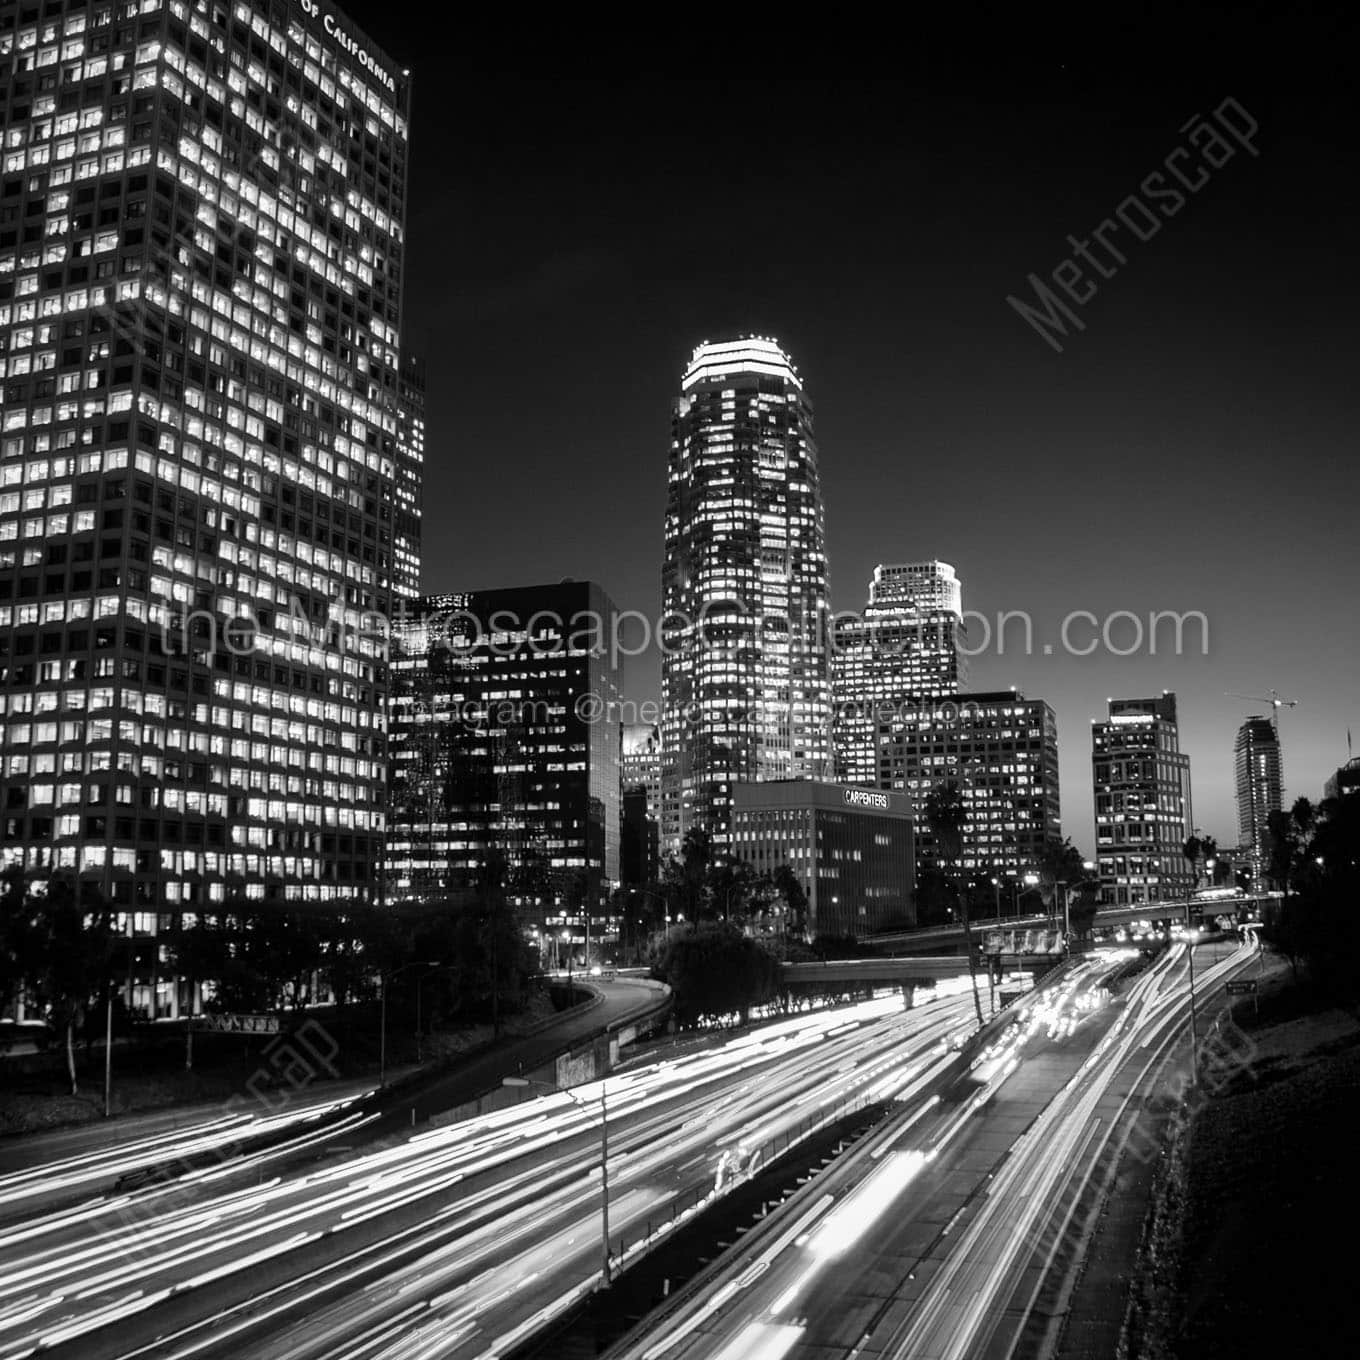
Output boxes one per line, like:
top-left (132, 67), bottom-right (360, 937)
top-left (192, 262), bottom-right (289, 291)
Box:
top-left (782, 956), bottom-right (975, 987)
top-left (869, 894), bottom-right (1276, 953)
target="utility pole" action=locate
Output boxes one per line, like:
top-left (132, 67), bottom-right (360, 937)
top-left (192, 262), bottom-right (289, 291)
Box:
top-left (1186, 929), bottom-right (1200, 1086)
top-left (504, 1075), bottom-right (611, 1287)
top-left (103, 990), bottom-right (113, 1119)
top-left (599, 1079), bottom-right (611, 1285)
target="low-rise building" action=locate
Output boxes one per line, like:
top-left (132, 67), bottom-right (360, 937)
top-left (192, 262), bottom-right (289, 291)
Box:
top-left (730, 779), bottom-right (914, 937)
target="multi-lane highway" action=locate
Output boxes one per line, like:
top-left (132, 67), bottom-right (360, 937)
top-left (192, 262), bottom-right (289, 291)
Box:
top-left (0, 979), bottom-right (990, 1360)
top-left (613, 939), bottom-right (1256, 1360)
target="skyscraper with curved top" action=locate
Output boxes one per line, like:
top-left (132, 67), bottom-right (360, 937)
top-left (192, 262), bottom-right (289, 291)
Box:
top-left (660, 337), bottom-right (832, 852)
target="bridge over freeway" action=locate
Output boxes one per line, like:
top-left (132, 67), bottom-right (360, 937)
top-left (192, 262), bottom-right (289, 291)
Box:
top-left (781, 956), bottom-right (975, 988)
top-left (868, 894), bottom-right (1277, 953)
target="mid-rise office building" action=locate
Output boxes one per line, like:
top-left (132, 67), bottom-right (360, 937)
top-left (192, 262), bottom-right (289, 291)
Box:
top-left (1091, 693), bottom-right (1193, 905)
top-left (877, 690), bottom-right (1061, 878)
top-left (0, 0), bottom-right (417, 1022)
top-left (730, 778), bottom-right (914, 937)
top-left (1235, 715), bottom-right (1282, 890)
top-left (1324, 755), bottom-right (1360, 801)
top-left (832, 560), bottom-right (967, 785)
top-left (385, 583), bottom-right (622, 922)
top-left (660, 336), bottom-right (832, 853)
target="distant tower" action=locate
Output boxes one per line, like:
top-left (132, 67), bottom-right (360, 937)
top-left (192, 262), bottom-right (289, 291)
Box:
top-left (832, 561), bottom-right (967, 785)
top-left (1092, 694), bottom-right (1193, 905)
top-left (660, 337), bottom-right (832, 852)
top-left (1235, 716), bottom-right (1283, 890)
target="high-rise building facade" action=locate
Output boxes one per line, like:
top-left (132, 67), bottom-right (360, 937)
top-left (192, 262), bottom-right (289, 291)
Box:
top-left (878, 690), bottom-right (1061, 878)
top-left (730, 779), bottom-right (914, 938)
top-left (385, 583), bottom-right (622, 917)
top-left (1092, 693), bottom-right (1193, 905)
top-left (660, 336), bottom-right (832, 853)
top-left (832, 560), bottom-right (967, 785)
top-left (0, 0), bottom-right (416, 992)
top-left (1235, 715), bottom-right (1282, 889)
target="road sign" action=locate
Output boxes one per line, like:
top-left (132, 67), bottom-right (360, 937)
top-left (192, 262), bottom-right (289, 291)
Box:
top-left (1225, 979), bottom-right (1258, 995)
top-left (195, 1012), bottom-right (281, 1034)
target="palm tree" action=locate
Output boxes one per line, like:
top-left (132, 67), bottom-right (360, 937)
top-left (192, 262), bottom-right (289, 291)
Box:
top-left (924, 780), bottom-right (983, 1025)
top-left (1183, 833), bottom-right (1203, 891)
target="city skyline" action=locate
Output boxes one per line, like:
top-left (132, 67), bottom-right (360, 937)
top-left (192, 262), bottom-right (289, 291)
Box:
top-left (308, 33), bottom-right (1356, 854)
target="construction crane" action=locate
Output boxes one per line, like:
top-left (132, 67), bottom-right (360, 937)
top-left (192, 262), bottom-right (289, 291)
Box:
top-left (1226, 689), bottom-right (1299, 737)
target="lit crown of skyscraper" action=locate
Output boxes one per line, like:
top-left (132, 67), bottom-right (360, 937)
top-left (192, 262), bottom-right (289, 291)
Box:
top-left (869, 561), bottom-right (963, 619)
top-left (681, 336), bottom-right (803, 391)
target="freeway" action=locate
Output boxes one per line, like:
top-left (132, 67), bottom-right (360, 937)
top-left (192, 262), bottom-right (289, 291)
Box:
top-left (0, 978), bottom-right (993, 1360)
top-left (612, 938), bottom-right (1256, 1360)
top-left (0, 976), bottom-right (665, 1223)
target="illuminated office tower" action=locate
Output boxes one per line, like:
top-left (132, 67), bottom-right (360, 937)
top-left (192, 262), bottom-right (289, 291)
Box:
top-left (1235, 715), bottom-right (1282, 890)
top-left (0, 0), bottom-right (417, 1013)
top-left (386, 583), bottom-right (622, 918)
top-left (660, 337), bottom-right (832, 852)
top-left (1092, 694), bottom-right (1193, 905)
top-left (832, 561), bottom-right (966, 785)
top-left (878, 690), bottom-right (1061, 878)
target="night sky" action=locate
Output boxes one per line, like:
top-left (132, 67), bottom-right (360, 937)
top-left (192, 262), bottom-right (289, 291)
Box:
top-left (338, 16), bottom-right (1358, 854)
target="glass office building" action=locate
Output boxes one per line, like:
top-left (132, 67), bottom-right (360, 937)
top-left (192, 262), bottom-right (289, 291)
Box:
top-left (1092, 693), bottom-right (1193, 905)
top-left (386, 583), bottom-right (622, 924)
top-left (660, 336), bottom-right (832, 853)
top-left (0, 0), bottom-right (419, 1016)
top-left (878, 690), bottom-right (1061, 878)
top-left (832, 560), bottom-right (966, 786)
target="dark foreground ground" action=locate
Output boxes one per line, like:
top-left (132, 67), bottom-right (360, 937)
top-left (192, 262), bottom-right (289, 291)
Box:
top-left (1129, 973), bottom-right (1360, 1358)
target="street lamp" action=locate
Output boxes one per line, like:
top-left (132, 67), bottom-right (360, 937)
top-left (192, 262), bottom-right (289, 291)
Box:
top-left (1185, 925), bottom-right (1200, 1087)
top-left (504, 1075), bottom-right (612, 1287)
top-left (379, 960), bottom-right (439, 1088)
top-left (990, 877), bottom-right (1001, 925)
top-left (1022, 872), bottom-right (1039, 919)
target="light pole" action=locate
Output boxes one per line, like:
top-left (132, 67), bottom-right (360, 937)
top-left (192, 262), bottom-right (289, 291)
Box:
top-left (990, 877), bottom-right (1001, 926)
top-left (1185, 924), bottom-right (1200, 1086)
top-left (380, 960), bottom-right (439, 1088)
top-left (504, 1075), bottom-right (612, 1287)
top-left (415, 965), bottom-right (454, 1064)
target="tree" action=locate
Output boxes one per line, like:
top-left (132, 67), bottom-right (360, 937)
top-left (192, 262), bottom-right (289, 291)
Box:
top-left (1261, 793), bottom-right (1360, 997)
top-left (1183, 833), bottom-right (1203, 889)
top-left (26, 876), bottom-right (117, 1095)
top-left (0, 864), bottom-right (34, 1020)
top-left (476, 848), bottom-right (516, 1036)
top-left (652, 922), bottom-right (780, 1027)
top-left (1264, 799), bottom-right (1317, 893)
top-left (1038, 838), bottom-right (1086, 913)
top-left (663, 826), bottom-right (713, 922)
top-left (255, 911), bottom-right (324, 1012)
top-left (913, 862), bottom-right (954, 928)
top-left (924, 780), bottom-right (982, 1024)
top-left (706, 856), bottom-right (756, 925)
top-left (772, 865), bottom-right (809, 938)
